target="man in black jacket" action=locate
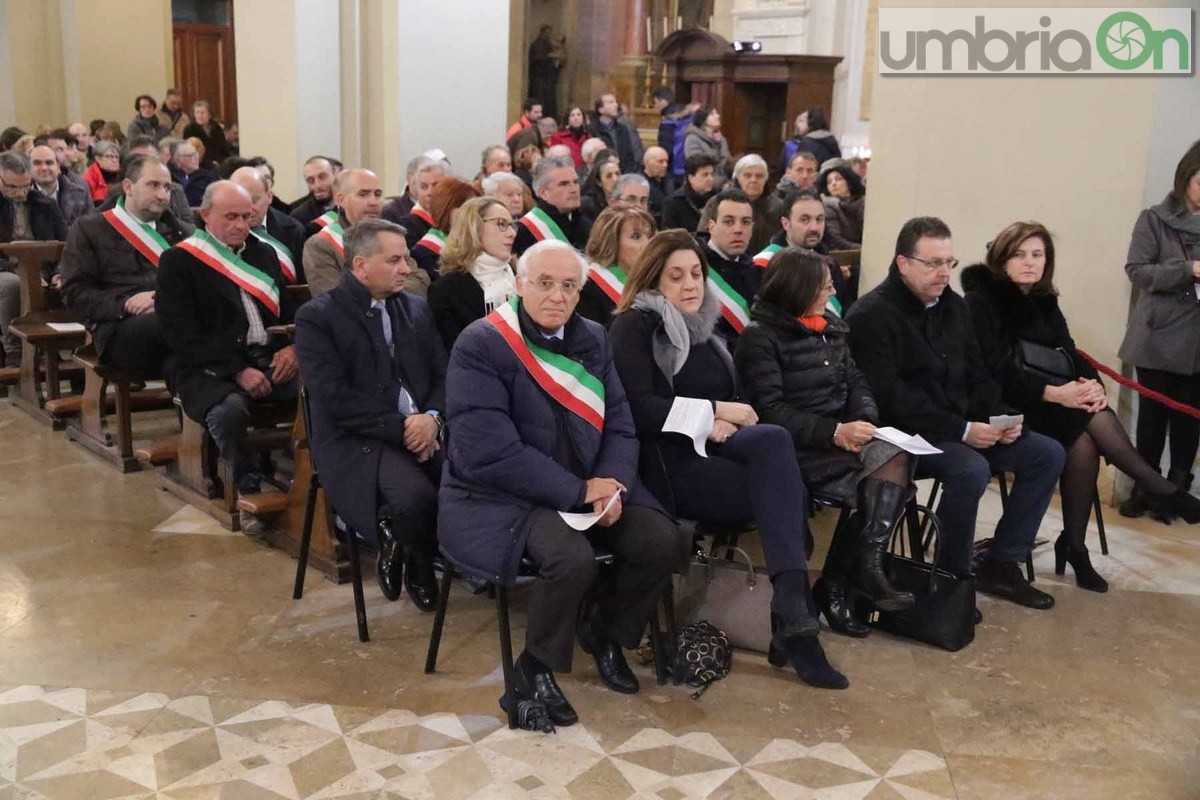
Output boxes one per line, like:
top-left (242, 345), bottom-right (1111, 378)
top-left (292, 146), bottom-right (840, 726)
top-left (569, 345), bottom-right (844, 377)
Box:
top-left (700, 188), bottom-right (758, 343)
top-left (846, 217), bottom-right (1066, 609)
top-left (590, 93), bottom-right (643, 173)
top-left (288, 156), bottom-right (339, 226)
top-left (754, 190), bottom-right (855, 309)
top-left (661, 153), bottom-right (716, 233)
top-left (230, 167), bottom-right (306, 284)
top-left (513, 155), bottom-right (592, 256)
top-left (639, 146), bottom-right (676, 224)
top-left (295, 219), bottom-right (446, 608)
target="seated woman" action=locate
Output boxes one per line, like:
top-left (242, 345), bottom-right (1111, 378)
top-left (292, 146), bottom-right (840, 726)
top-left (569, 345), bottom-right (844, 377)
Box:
top-left (427, 197), bottom-right (517, 350)
top-left (577, 205), bottom-right (656, 325)
top-left (481, 171), bottom-right (531, 219)
top-left (410, 177), bottom-right (481, 283)
top-left (734, 248), bottom-right (915, 637)
top-left (730, 154), bottom-right (782, 254)
top-left (610, 230), bottom-right (848, 690)
top-left (963, 221), bottom-right (1200, 593)
top-left (817, 165), bottom-right (865, 249)
top-left (579, 159), bottom-right (621, 219)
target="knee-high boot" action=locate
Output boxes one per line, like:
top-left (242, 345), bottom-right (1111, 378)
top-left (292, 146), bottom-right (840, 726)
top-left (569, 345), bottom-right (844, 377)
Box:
top-left (852, 479), bottom-right (915, 612)
top-left (812, 514), bottom-right (870, 637)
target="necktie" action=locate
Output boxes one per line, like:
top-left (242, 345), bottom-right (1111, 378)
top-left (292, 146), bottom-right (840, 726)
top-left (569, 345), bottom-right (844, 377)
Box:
top-left (372, 300), bottom-right (394, 356)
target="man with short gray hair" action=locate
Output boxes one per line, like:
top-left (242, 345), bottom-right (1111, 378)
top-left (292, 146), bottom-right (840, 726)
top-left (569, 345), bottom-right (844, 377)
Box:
top-left (513, 155), bottom-right (592, 256)
top-left (480, 144), bottom-right (512, 177)
top-left (390, 157), bottom-right (449, 249)
top-left (609, 173), bottom-right (650, 211)
top-left (295, 218), bottom-right (447, 607)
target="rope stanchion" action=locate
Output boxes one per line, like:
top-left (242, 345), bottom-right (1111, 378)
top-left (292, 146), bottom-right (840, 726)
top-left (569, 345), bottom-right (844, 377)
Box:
top-left (1077, 350), bottom-right (1200, 421)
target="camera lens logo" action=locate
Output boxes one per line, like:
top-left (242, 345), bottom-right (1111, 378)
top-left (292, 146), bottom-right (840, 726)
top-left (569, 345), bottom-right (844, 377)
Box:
top-left (1103, 16), bottom-right (1147, 64)
top-left (1096, 11), bottom-right (1188, 71)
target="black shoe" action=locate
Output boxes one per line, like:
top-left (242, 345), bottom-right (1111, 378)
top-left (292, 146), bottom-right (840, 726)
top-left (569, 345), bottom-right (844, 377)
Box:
top-left (812, 577), bottom-right (870, 638)
top-left (497, 694), bottom-right (555, 734)
top-left (767, 634), bottom-right (849, 690)
top-left (769, 574), bottom-right (820, 640)
top-left (578, 616), bottom-right (639, 694)
top-left (973, 607), bottom-right (983, 625)
top-left (1158, 476), bottom-right (1200, 524)
top-left (376, 522), bottom-right (403, 602)
top-left (1118, 485), bottom-right (1148, 518)
top-left (404, 558), bottom-right (439, 612)
top-left (1054, 535), bottom-right (1108, 593)
top-left (853, 479), bottom-right (916, 611)
top-left (516, 652), bottom-right (578, 727)
top-left (977, 560), bottom-right (1055, 609)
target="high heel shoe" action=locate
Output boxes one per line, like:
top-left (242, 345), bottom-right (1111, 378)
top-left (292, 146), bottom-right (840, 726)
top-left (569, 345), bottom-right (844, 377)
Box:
top-left (767, 624), bottom-right (849, 690)
top-left (1162, 488), bottom-right (1200, 524)
top-left (1054, 534), bottom-right (1108, 593)
top-left (812, 577), bottom-right (870, 638)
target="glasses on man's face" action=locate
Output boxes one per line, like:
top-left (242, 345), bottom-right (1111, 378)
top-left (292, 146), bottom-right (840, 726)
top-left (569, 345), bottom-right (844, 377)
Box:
top-left (907, 255), bottom-right (959, 272)
top-left (531, 278), bottom-right (581, 297)
top-left (1, 177), bottom-right (32, 195)
top-left (483, 217), bottom-right (514, 233)
top-left (618, 195), bottom-right (649, 207)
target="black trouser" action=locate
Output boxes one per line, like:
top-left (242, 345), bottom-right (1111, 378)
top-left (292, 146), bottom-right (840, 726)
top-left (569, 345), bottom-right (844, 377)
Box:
top-left (204, 378), bottom-right (300, 495)
top-left (1134, 367), bottom-right (1200, 476)
top-left (376, 443), bottom-right (440, 575)
top-left (102, 313), bottom-right (170, 375)
top-left (523, 504), bottom-right (690, 673)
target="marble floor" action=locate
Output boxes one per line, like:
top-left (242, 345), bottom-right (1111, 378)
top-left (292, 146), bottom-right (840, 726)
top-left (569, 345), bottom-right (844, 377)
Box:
top-left (1, 402), bottom-right (1198, 799)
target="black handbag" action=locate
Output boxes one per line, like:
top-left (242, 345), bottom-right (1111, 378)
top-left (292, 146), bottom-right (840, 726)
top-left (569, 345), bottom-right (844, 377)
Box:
top-left (858, 507), bottom-right (977, 652)
top-left (1014, 339), bottom-right (1075, 385)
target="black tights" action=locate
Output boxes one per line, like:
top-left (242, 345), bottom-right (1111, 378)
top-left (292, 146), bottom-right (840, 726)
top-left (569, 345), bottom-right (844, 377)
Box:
top-left (866, 451), bottom-right (913, 487)
top-left (1061, 409), bottom-right (1177, 549)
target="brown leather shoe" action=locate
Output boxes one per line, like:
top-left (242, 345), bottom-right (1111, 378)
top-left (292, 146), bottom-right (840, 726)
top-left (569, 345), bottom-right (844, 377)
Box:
top-left (977, 560), bottom-right (1054, 610)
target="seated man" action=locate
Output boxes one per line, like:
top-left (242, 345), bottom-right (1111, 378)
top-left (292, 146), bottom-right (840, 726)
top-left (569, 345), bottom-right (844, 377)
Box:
top-left (639, 145), bottom-right (676, 222)
top-left (171, 141), bottom-right (217, 208)
top-left (700, 187), bottom-right (758, 343)
top-left (289, 156), bottom-right (339, 227)
top-left (295, 219), bottom-right (446, 608)
top-left (753, 189), bottom-right (855, 310)
top-left (99, 136), bottom-right (194, 224)
top-left (302, 168), bottom-right (383, 297)
top-left (388, 156), bottom-right (448, 248)
top-left (60, 155), bottom-right (193, 373)
top-left (846, 216), bottom-right (1066, 609)
top-left (439, 239), bottom-right (689, 729)
top-left (29, 144), bottom-right (91, 226)
top-left (230, 166), bottom-right (305, 284)
top-left (155, 181), bottom-right (299, 535)
top-left (512, 155), bottom-right (593, 256)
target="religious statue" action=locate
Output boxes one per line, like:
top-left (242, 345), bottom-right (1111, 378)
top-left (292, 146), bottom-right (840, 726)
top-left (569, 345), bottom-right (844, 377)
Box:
top-left (528, 25), bottom-right (566, 121)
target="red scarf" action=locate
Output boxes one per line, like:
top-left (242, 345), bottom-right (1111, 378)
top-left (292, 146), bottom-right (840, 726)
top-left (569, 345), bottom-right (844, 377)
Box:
top-left (797, 314), bottom-right (827, 333)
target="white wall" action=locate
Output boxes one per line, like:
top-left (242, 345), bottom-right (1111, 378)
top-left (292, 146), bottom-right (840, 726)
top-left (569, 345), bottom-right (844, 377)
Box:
top-left (831, 0), bottom-right (870, 149)
top-left (294, 0), bottom-right (341, 170)
top-left (0, 1), bottom-right (15, 126)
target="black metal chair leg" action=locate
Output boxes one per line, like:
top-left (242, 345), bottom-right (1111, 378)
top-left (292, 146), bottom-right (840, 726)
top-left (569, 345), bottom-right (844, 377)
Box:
top-left (497, 585), bottom-right (518, 730)
top-left (648, 612), bottom-right (668, 686)
top-left (919, 480), bottom-right (942, 553)
top-left (662, 584), bottom-right (681, 686)
top-left (424, 565), bottom-right (456, 674)
top-left (292, 474), bottom-right (320, 600)
top-left (346, 528), bottom-right (370, 643)
top-left (997, 473), bottom-right (1009, 504)
top-left (1094, 490), bottom-right (1109, 555)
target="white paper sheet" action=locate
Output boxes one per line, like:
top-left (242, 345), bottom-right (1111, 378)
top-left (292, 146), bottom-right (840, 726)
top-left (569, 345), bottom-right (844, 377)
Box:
top-left (988, 414), bottom-right (1025, 431)
top-left (46, 322), bottom-right (86, 332)
top-left (558, 492), bottom-right (622, 532)
top-left (662, 397), bottom-right (715, 457)
top-left (873, 426), bottom-right (944, 456)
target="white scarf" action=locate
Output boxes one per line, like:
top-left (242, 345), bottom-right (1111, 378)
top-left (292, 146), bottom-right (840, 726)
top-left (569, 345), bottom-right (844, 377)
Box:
top-left (470, 253), bottom-right (517, 313)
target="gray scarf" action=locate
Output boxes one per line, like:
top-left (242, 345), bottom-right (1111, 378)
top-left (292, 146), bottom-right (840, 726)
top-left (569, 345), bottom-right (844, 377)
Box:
top-left (630, 288), bottom-right (722, 375)
top-left (1152, 192), bottom-right (1200, 237)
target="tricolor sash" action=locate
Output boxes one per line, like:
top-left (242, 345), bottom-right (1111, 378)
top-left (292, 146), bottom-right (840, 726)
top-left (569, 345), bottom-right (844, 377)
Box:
top-left (313, 210), bottom-right (338, 228)
top-left (586, 263), bottom-right (627, 305)
top-left (178, 230), bottom-right (281, 317)
top-left (416, 227), bottom-right (446, 255)
top-left (519, 207), bottom-right (568, 243)
top-left (410, 205), bottom-right (435, 227)
top-left (486, 297), bottom-right (605, 431)
top-left (318, 221), bottom-right (344, 255)
top-left (827, 296), bottom-right (843, 317)
top-left (103, 197), bottom-right (169, 266)
top-left (752, 243), bottom-right (782, 269)
top-left (706, 271), bottom-right (750, 334)
top-left (250, 227), bottom-right (297, 283)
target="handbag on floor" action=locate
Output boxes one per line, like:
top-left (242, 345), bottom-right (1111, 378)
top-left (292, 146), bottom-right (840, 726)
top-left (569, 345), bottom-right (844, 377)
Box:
top-left (675, 542), bottom-right (773, 653)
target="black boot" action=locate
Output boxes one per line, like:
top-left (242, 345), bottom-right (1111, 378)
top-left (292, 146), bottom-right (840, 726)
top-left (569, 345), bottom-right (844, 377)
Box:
top-left (813, 526), bottom-right (869, 637)
top-left (1118, 484), bottom-right (1149, 518)
top-left (1158, 469), bottom-right (1200, 524)
top-left (769, 570), bottom-right (819, 640)
top-left (852, 479), bottom-right (915, 612)
top-left (1053, 534), bottom-right (1108, 593)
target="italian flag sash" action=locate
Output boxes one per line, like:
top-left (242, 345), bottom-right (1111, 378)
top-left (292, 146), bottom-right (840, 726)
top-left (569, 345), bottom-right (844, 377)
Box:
top-left (587, 263), bottom-right (626, 304)
top-left (103, 197), bottom-right (169, 266)
top-left (486, 297), bottom-right (605, 431)
top-left (251, 227), bottom-right (297, 283)
top-left (318, 221), bottom-right (344, 255)
top-left (827, 296), bottom-right (843, 316)
top-left (706, 270), bottom-right (750, 334)
top-left (416, 227), bottom-right (446, 255)
top-left (411, 205), bottom-right (435, 227)
top-left (313, 210), bottom-right (338, 228)
top-left (519, 207), bottom-right (568, 243)
top-left (752, 243), bottom-right (781, 269)
top-left (178, 230), bottom-right (281, 317)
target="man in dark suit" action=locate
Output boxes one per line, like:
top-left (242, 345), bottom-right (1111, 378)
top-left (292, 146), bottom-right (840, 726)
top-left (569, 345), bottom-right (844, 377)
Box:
top-left (288, 156), bottom-right (339, 226)
top-left (156, 181), bottom-right (299, 534)
top-left (294, 219), bottom-right (446, 609)
top-left (230, 167), bottom-right (306, 284)
top-left (512, 155), bottom-right (592, 256)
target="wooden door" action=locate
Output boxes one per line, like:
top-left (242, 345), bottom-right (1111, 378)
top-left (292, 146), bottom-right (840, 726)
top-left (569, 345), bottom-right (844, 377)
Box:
top-left (172, 23), bottom-right (238, 123)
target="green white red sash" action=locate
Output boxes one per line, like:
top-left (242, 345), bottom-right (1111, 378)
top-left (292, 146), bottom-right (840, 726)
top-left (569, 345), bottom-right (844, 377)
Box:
top-left (706, 270), bottom-right (750, 333)
top-left (313, 210), bottom-right (338, 228)
top-left (486, 297), bottom-right (605, 431)
top-left (752, 243), bottom-right (781, 269)
top-left (519, 207), bottom-right (568, 243)
top-left (178, 230), bottom-right (281, 317)
top-left (587, 263), bottom-right (626, 304)
top-left (103, 197), bottom-right (169, 266)
top-left (416, 227), bottom-right (446, 254)
top-left (318, 221), bottom-right (344, 255)
top-left (411, 205), bottom-right (435, 227)
top-left (250, 226), bottom-right (296, 283)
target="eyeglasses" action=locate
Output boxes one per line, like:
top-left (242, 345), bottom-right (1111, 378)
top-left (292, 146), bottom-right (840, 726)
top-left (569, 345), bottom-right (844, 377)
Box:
top-left (530, 278), bottom-right (581, 296)
top-left (906, 255), bottom-right (959, 272)
top-left (820, 282), bottom-right (836, 294)
top-left (483, 217), bottom-right (514, 232)
top-left (0, 177), bottom-right (32, 194)
top-left (96, 152), bottom-right (121, 161)
top-left (617, 195), bottom-right (650, 207)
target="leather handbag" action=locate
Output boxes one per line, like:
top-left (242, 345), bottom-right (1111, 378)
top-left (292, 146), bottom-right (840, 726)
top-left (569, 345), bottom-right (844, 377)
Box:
top-left (1014, 339), bottom-right (1076, 385)
top-left (675, 543), bottom-right (773, 654)
top-left (859, 508), bottom-right (977, 652)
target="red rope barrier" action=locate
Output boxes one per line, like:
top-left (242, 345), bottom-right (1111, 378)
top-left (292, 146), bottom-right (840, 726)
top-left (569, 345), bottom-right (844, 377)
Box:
top-left (1076, 350), bottom-right (1200, 421)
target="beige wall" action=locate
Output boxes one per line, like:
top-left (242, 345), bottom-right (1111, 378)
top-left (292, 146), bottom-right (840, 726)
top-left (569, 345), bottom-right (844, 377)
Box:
top-left (2, 0), bottom-right (66, 129)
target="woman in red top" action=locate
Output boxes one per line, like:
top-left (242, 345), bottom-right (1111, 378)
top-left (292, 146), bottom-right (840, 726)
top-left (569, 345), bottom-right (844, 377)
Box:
top-left (548, 105), bottom-right (591, 169)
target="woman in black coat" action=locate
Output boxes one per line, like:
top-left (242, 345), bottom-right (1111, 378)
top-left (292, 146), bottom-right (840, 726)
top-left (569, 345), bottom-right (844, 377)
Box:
top-left (963, 221), bottom-right (1200, 592)
top-left (735, 248), bottom-right (915, 636)
top-left (577, 205), bottom-right (656, 325)
top-left (610, 230), bottom-right (847, 690)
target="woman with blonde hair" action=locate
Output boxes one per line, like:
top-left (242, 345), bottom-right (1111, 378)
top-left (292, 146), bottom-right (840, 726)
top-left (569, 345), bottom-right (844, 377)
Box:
top-left (577, 205), bottom-right (656, 325)
top-left (427, 196), bottom-right (518, 349)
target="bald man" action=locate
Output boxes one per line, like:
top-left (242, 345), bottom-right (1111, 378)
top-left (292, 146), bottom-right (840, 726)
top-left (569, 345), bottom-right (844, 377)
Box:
top-left (156, 180), bottom-right (300, 534)
top-left (639, 145), bottom-right (676, 222)
top-left (302, 168), bottom-right (385, 297)
top-left (230, 166), bottom-right (306, 284)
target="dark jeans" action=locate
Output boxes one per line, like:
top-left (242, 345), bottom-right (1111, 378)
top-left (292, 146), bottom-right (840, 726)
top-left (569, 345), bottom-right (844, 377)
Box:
top-left (523, 504), bottom-right (689, 673)
top-left (1134, 367), bottom-right (1200, 476)
top-left (377, 443), bottom-right (440, 577)
top-left (668, 424), bottom-right (810, 577)
top-left (204, 378), bottom-right (300, 495)
top-left (916, 433), bottom-right (1066, 575)
top-left (102, 313), bottom-right (170, 375)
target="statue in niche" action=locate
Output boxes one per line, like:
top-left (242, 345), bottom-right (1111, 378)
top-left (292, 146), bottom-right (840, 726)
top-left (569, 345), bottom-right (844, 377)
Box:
top-left (528, 25), bottom-right (566, 121)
